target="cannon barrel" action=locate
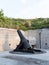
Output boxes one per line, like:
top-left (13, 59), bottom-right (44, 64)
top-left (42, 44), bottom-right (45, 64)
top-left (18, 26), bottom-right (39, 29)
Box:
top-left (17, 30), bottom-right (25, 40)
top-left (17, 30), bottom-right (31, 49)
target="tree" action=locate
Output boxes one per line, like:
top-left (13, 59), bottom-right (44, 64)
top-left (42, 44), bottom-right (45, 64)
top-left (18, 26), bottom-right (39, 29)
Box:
top-left (0, 9), bottom-right (4, 18)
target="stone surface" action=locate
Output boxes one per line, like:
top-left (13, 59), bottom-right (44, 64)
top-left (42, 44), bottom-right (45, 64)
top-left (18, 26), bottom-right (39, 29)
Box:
top-left (0, 50), bottom-right (49, 65)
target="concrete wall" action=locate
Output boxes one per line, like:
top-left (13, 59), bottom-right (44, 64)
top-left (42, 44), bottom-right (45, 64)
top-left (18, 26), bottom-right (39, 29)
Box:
top-left (0, 28), bottom-right (25, 51)
top-left (26, 29), bottom-right (49, 49)
top-left (41, 29), bottom-right (49, 49)
top-left (0, 28), bottom-right (49, 51)
top-left (25, 30), bottom-right (40, 48)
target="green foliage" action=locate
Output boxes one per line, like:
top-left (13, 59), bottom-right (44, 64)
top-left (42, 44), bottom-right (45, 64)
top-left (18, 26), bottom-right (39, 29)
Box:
top-left (0, 9), bottom-right (49, 30)
top-left (0, 9), bottom-right (4, 18)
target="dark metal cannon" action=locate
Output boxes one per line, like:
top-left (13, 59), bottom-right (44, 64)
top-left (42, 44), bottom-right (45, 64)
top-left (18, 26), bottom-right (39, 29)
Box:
top-left (17, 30), bottom-right (31, 49)
top-left (13, 30), bottom-right (35, 53)
top-left (12, 30), bottom-right (43, 54)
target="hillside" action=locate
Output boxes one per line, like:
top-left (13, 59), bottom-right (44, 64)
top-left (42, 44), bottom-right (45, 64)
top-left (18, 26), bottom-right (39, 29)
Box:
top-left (0, 9), bottom-right (49, 30)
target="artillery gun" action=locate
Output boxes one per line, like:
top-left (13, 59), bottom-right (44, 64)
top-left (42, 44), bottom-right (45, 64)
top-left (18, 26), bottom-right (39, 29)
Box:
top-left (12, 30), bottom-right (44, 54)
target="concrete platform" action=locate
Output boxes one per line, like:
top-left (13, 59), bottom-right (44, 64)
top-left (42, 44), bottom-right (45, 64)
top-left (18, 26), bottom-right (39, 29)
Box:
top-left (0, 50), bottom-right (49, 65)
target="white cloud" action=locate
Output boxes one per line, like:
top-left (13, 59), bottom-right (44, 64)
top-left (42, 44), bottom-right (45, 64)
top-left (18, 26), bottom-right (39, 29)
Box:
top-left (21, 0), bottom-right (27, 5)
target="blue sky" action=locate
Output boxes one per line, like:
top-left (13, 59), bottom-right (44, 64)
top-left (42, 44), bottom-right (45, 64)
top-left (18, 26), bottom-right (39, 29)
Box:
top-left (0, 0), bottom-right (49, 19)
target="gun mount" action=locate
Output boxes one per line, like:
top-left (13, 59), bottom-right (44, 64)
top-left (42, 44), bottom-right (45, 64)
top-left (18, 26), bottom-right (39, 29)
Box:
top-left (11, 30), bottom-right (45, 54)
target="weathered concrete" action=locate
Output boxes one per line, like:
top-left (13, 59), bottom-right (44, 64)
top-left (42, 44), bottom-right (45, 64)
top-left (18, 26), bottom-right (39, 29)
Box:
top-left (26, 29), bottom-right (49, 49)
top-left (0, 28), bottom-right (49, 51)
top-left (0, 28), bottom-right (23, 51)
top-left (0, 50), bottom-right (49, 65)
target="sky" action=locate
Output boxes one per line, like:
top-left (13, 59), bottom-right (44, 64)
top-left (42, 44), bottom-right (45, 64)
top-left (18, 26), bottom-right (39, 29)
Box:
top-left (0, 0), bottom-right (49, 19)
